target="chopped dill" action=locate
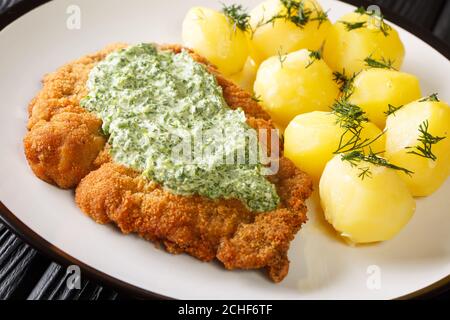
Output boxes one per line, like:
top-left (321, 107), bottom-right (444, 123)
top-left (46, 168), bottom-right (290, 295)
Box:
top-left (384, 104), bottom-right (403, 116)
top-left (305, 46), bottom-right (323, 68)
top-left (341, 150), bottom-right (414, 176)
top-left (354, 6), bottom-right (367, 15)
top-left (364, 55), bottom-right (396, 70)
top-left (378, 20), bottom-right (391, 36)
top-left (419, 93), bottom-right (440, 102)
top-left (251, 94), bottom-right (262, 103)
top-left (354, 6), bottom-right (391, 36)
top-left (332, 70), bottom-right (358, 99)
top-left (331, 99), bottom-right (368, 130)
top-left (222, 4), bottom-right (251, 32)
top-left (312, 9), bottom-right (330, 28)
top-left (406, 120), bottom-right (446, 161)
top-left (330, 99), bottom-right (412, 178)
top-left (254, 0), bottom-right (329, 32)
top-left (358, 166), bottom-right (372, 180)
top-left (331, 99), bottom-right (378, 154)
top-left (340, 20), bottom-right (366, 31)
top-left (278, 48), bottom-right (288, 67)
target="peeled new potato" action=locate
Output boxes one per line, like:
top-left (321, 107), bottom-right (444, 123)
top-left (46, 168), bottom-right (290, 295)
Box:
top-left (385, 99), bottom-right (450, 196)
top-left (227, 56), bottom-right (259, 93)
top-left (182, 7), bottom-right (249, 75)
top-left (323, 12), bottom-right (405, 75)
top-left (348, 69), bottom-right (422, 129)
top-left (284, 111), bottom-right (384, 181)
top-left (254, 49), bottom-right (339, 129)
top-left (320, 155), bottom-right (415, 244)
top-left (249, 0), bottom-right (331, 63)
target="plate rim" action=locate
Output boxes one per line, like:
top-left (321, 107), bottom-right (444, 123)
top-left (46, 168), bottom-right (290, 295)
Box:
top-left (0, 0), bottom-right (449, 300)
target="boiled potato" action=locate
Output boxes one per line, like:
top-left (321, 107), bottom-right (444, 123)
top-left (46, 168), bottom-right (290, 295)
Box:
top-left (182, 7), bottom-right (249, 75)
top-left (348, 69), bottom-right (421, 129)
top-left (284, 111), bottom-right (384, 181)
top-left (254, 49), bottom-right (340, 129)
top-left (320, 155), bottom-right (416, 244)
top-left (323, 11), bottom-right (405, 75)
top-left (249, 0), bottom-right (331, 63)
top-left (227, 56), bottom-right (259, 93)
top-left (385, 99), bottom-right (450, 196)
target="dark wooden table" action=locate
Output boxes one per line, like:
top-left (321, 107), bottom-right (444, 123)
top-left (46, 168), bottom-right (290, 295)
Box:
top-left (0, 0), bottom-right (449, 300)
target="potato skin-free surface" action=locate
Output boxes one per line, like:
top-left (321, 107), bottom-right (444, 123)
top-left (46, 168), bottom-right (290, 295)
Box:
top-left (254, 49), bottom-right (340, 129)
top-left (385, 99), bottom-right (450, 196)
top-left (227, 56), bottom-right (259, 93)
top-left (320, 155), bottom-right (415, 244)
top-left (348, 69), bottom-right (421, 129)
top-left (182, 7), bottom-right (249, 75)
top-left (323, 12), bottom-right (405, 76)
top-left (284, 111), bottom-right (384, 182)
top-left (249, 0), bottom-right (331, 63)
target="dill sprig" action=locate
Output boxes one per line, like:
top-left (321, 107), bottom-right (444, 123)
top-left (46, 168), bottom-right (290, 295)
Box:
top-left (335, 127), bottom-right (386, 154)
top-left (340, 20), bottom-right (366, 31)
top-left (354, 6), bottom-right (367, 15)
top-left (357, 166), bottom-right (372, 180)
top-left (406, 120), bottom-right (446, 161)
top-left (341, 150), bottom-right (414, 176)
top-left (364, 55), bottom-right (396, 70)
top-left (305, 46), bottom-right (323, 68)
top-left (277, 48), bottom-right (288, 67)
top-left (251, 94), bottom-right (262, 103)
top-left (419, 93), bottom-right (440, 102)
top-left (312, 9), bottom-right (330, 28)
top-left (354, 6), bottom-right (392, 36)
top-left (255, 0), bottom-right (328, 31)
top-left (332, 70), bottom-right (358, 99)
top-left (384, 104), bottom-right (403, 116)
top-left (331, 99), bottom-right (374, 154)
top-left (222, 4), bottom-right (251, 32)
top-left (331, 99), bottom-right (412, 178)
top-left (331, 99), bottom-right (368, 130)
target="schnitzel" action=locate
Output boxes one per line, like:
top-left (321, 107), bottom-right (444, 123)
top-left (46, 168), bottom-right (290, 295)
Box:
top-left (23, 44), bottom-right (312, 282)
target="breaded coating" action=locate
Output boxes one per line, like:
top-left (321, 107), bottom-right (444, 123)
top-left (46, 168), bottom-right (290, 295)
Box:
top-left (24, 44), bottom-right (313, 282)
top-left (23, 112), bottom-right (105, 188)
top-left (24, 44), bottom-right (127, 188)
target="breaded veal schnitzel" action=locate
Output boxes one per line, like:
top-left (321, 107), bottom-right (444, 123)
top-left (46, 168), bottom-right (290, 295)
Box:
top-left (23, 44), bottom-right (313, 282)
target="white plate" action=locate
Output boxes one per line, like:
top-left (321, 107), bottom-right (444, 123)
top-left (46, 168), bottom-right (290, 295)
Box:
top-left (0, 0), bottom-right (449, 300)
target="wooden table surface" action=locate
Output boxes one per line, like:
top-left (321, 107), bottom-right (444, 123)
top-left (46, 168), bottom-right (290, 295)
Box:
top-left (0, 0), bottom-right (449, 300)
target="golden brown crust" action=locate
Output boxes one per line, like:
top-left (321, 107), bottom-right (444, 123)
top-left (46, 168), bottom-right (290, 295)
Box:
top-left (24, 44), bottom-right (313, 282)
top-left (24, 43), bottom-right (128, 188)
top-left (23, 112), bottom-right (106, 188)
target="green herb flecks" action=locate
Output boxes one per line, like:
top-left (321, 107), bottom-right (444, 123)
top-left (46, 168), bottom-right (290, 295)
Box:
top-left (254, 0), bottom-right (328, 33)
top-left (332, 99), bottom-right (368, 130)
top-left (406, 120), bottom-right (446, 161)
top-left (332, 70), bottom-right (358, 99)
top-left (82, 43), bottom-right (280, 212)
top-left (340, 20), bottom-right (366, 31)
top-left (419, 93), bottom-right (440, 102)
top-left (305, 47), bottom-right (323, 68)
top-left (330, 99), bottom-right (411, 179)
top-left (330, 99), bottom-right (384, 154)
top-left (364, 55), bottom-right (396, 70)
top-left (354, 6), bottom-right (392, 36)
top-left (358, 166), bottom-right (372, 180)
top-left (341, 150), bottom-right (414, 176)
top-left (278, 48), bottom-right (288, 67)
top-left (222, 4), bottom-right (251, 32)
top-left (384, 104), bottom-right (403, 116)
top-left (251, 94), bottom-right (262, 103)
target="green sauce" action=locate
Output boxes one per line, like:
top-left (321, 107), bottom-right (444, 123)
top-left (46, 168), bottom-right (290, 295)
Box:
top-left (81, 43), bottom-right (279, 212)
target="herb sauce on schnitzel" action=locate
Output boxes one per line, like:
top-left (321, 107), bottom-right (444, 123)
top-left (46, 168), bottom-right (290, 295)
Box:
top-left (81, 43), bottom-right (279, 212)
